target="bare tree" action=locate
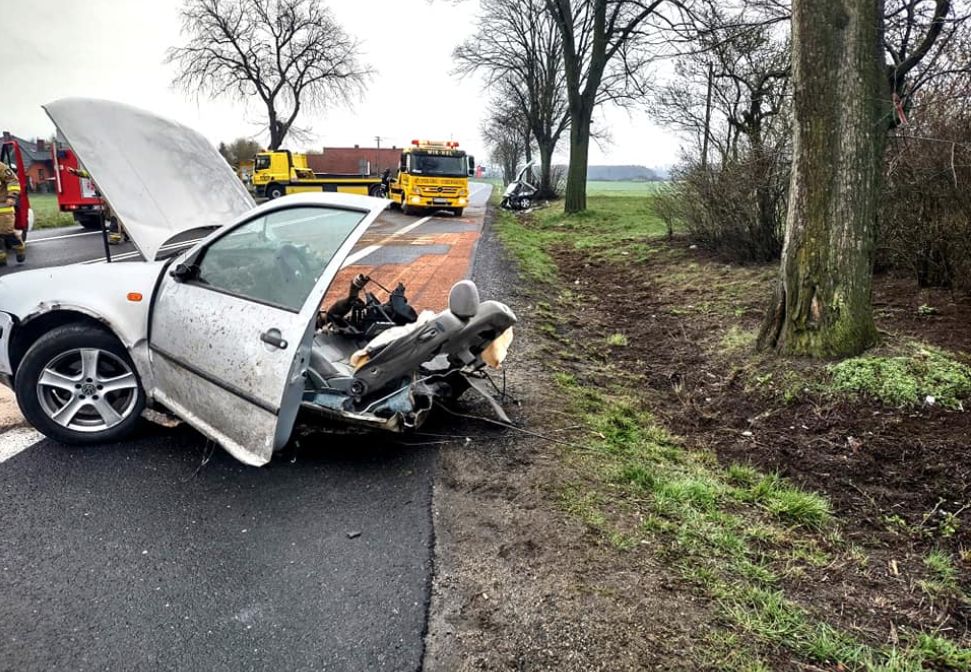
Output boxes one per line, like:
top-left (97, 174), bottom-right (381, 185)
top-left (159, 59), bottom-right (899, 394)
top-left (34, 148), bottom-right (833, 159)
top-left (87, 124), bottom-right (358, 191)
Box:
top-left (454, 0), bottom-right (569, 198)
top-left (545, 0), bottom-right (691, 213)
top-left (167, 0), bottom-right (371, 150)
top-left (885, 0), bottom-right (971, 119)
top-left (218, 137), bottom-right (263, 167)
top-left (482, 92), bottom-right (534, 184)
top-left (651, 3), bottom-right (791, 261)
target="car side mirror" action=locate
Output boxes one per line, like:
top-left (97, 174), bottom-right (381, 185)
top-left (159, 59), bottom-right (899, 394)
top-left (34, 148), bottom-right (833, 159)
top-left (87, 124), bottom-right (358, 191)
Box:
top-left (170, 263), bottom-right (199, 282)
top-left (468, 156), bottom-right (475, 177)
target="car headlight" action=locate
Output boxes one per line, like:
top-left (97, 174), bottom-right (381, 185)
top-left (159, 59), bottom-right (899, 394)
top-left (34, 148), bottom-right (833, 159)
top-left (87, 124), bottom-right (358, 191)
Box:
top-left (411, 195), bottom-right (422, 204)
top-left (458, 198), bottom-right (467, 205)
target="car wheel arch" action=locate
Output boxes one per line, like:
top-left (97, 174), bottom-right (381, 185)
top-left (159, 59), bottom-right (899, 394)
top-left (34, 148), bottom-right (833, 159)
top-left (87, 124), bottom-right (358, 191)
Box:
top-left (10, 309), bottom-right (129, 375)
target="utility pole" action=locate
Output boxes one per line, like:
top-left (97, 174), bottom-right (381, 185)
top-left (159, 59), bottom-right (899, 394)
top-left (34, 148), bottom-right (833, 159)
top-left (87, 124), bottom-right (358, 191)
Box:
top-left (374, 135), bottom-right (385, 175)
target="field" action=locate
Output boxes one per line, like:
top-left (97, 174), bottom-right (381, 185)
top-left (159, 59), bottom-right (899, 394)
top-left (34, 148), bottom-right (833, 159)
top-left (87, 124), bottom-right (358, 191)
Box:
top-left (481, 177), bottom-right (667, 198)
top-left (28, 193), bottom-right (75, 229)
top-left (586, 179), bottom-right (666, 196)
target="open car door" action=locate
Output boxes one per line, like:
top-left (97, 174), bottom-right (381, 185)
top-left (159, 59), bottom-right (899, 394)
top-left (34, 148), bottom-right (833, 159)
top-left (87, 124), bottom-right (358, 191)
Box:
top-left (0, 140), bottom-right (31, 236)
top-left (149, 195), bottom-right (387, 465)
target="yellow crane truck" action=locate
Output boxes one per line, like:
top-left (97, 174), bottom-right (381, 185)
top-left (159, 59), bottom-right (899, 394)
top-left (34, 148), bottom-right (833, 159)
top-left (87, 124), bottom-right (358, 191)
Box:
top-left (388, 140), bottom-right (475, 217)
top-left (251, 150), bottom-right (384, 200)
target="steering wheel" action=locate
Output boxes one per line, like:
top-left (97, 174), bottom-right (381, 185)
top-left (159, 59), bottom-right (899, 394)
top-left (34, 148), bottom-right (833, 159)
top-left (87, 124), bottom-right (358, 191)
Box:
top-left (274, 243), bottom-right (315, 288)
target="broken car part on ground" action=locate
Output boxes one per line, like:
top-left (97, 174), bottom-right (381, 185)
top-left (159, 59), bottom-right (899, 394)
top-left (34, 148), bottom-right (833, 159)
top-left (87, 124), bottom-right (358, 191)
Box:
top-left (0, 99), bottom-right (516, 466)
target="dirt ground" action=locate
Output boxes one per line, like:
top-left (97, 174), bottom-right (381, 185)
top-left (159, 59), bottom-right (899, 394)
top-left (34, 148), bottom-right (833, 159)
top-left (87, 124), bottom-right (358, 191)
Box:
top-left (551, 239), bottom-right (971, 651)
top-left (424, 219), bottom-right (970, 669)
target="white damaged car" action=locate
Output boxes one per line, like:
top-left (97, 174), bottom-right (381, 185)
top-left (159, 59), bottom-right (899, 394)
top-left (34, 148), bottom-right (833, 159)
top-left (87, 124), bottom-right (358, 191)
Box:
top-left (0, 99), bottom-right (516, 466)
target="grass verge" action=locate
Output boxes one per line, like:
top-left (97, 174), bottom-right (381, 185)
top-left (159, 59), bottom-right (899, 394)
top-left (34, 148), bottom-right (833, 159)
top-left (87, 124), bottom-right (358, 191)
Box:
top-left (495, 196), bottom-right (670, 282)
top-left (498, 198), bottom-right (971, 669)
top-left (29, 193), bottom-right (74, 229)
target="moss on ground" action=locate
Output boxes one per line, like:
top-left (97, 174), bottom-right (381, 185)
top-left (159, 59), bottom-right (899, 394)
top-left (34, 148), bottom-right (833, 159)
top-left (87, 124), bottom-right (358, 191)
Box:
top-left (828, 343), bottom-right (971, 409)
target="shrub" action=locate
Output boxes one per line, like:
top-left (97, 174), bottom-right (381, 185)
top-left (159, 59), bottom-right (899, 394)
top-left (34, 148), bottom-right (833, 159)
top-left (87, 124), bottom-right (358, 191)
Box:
top-left (661, 153), bottom-right (788, 264)
top-left (879, 80), bottom-right (971, 290)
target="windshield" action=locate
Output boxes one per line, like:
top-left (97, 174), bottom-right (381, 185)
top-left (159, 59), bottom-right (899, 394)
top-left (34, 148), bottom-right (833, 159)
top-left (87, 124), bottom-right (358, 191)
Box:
top-left (410, 153), bottom-right (467, 177)
top-left (196, 206), bottom-right (367, 312)
top-left (254, 155), bottom-right (270, 170)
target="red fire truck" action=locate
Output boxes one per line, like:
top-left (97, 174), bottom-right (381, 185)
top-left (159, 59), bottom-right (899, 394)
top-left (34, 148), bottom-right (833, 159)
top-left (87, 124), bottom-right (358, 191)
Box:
top-left (51, 139), bottom-right (104, 230)
top-left (0, 138), bottom-right (33, 239)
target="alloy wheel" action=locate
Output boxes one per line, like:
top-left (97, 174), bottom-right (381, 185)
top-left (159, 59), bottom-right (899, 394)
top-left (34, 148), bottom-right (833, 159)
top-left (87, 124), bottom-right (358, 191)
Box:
top-left (36, 348), bottom-right (139, 433)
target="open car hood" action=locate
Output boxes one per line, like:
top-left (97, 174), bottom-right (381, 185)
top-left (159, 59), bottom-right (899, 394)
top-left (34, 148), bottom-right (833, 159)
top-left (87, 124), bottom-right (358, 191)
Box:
top-left (515, 160), bottom-right (536, 183)
top-left (44, 98), bottom-right (256, 261)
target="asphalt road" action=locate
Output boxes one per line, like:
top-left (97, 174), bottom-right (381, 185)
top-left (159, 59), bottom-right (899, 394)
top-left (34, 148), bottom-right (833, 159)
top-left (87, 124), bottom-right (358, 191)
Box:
top-left (0, 226), bottom-right (214, 277)
top-left (0, 183), bottom-right (492, 671)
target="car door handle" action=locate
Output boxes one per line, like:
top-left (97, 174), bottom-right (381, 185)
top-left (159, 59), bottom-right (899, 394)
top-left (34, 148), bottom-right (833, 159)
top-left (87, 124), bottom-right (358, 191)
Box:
top-left (260, 329), bottom-right (288, 350)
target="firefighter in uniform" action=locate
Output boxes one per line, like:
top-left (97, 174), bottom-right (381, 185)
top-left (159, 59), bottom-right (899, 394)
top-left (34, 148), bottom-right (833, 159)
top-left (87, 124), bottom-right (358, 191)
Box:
top-left (0, 161), bottom-right (26, 265)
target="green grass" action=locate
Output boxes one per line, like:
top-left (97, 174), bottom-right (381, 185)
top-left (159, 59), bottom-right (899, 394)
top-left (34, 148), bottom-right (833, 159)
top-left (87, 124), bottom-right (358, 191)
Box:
top-left (606, 333), bottom-right (629, 347)
top-left (586, 180), bottom-right (666, 197)
top-left (28, 193), bottom-right (74, 229)
top-left (919, 549), bottom-right (965, 601)
top-left (495, 194), bottom-right (671, 282)
top-left (828, 343), bottom-right (971, 409)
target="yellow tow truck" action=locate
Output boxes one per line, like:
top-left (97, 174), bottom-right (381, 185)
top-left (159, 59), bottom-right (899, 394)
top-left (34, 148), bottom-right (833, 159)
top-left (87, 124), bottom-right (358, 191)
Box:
top-left (251, 150), bottom-right (384, 200)
top-left (388, 140), bottom-right (475, 216)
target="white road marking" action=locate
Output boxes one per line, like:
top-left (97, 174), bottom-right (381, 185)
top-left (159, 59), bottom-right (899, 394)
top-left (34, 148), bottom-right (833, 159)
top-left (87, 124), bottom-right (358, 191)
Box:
top-left (81, 237), bottom-right (206, 264)
top-left (0, 427), bottom-right (44, 463)
top-left (341, 216), bottom-right (432, 267)
top-left (27, 230), bottom-right (101, 244)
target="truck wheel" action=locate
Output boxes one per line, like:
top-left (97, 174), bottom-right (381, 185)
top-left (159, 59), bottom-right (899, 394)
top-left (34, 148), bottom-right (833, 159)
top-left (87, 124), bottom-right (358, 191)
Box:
top-left (368, 184), bottom-right (387, 198)
top-left (451, 208), bottom-right (464, 217)
top-left (266, 184), bottom-right (285, 200)
top-left (403, 203), bottom-right (423, 216)
top-left (15, 324), bottom-right (145, 446)
top-left (76, 214), bottom-right (103, 230)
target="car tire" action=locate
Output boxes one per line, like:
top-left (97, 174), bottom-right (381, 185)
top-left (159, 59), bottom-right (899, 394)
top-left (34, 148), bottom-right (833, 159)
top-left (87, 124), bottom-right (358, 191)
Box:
top-left (266, 184), bottom-right (285, 200)
top-left (76, 214), bottom-right (103, 230)
top-left (15, 324), bottom-right (145, 446)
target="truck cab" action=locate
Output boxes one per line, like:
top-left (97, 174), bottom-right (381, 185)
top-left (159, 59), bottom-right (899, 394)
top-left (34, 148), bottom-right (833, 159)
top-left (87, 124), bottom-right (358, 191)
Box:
top-left (388, 140), bottom-right (475, 217)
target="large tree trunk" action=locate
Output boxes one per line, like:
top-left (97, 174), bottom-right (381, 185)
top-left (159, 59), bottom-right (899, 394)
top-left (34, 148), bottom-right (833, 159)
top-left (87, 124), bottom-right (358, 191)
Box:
top-left (538, 141), bottom-right (555, 198)
top-left (757, 0), bottom-right (887, 357)
top-left (268, 113), bottom-right (284, 151)
top-left (564, 112), bottom-right (590, 213)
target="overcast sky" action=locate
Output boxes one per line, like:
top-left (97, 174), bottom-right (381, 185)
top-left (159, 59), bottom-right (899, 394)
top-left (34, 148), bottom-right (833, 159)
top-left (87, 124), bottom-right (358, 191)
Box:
top-left (7, 0), bottom-right (683, 168)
